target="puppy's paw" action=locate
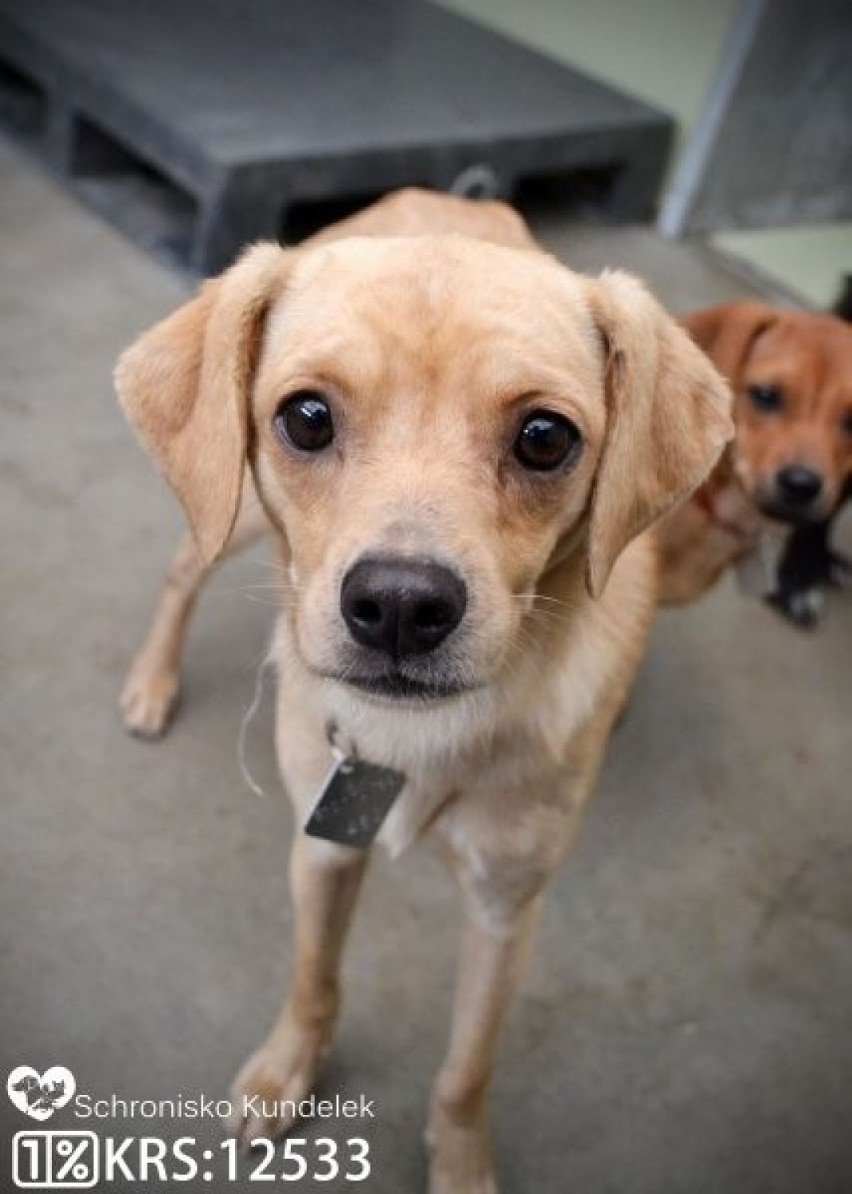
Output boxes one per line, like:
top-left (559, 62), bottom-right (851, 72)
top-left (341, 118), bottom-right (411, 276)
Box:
top-left (427, 1121), bottom-right (498, 1194)
top-left (766, 586), bottom-right (825, 630)
top-left (120, 659), bottom-right (180, 738)
top-left (227, 1023), bottom-right (326, 1148)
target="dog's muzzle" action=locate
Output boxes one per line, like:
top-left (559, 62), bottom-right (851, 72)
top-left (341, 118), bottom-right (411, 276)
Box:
top-left (759, 465), bottom-right (828, 523)
top-left (335, 555), bottom-right (470, 700)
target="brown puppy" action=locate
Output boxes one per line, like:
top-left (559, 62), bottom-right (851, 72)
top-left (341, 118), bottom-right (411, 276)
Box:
top-left (117, 190), bottom-right (731, 1192)
top-left (657, 303), bottom-right (852, 604)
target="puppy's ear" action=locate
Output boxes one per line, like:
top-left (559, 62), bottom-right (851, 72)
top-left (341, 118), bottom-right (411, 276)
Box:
top-left (681, 301), bottom-right (776, 383)
top-left (585, 272), bottom-right (734, 598)
top-left (115, 243), bottom-right (287, 564)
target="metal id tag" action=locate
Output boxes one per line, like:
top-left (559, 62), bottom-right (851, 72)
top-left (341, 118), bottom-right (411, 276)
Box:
top-left (303, 753), bottom-right (406, 848)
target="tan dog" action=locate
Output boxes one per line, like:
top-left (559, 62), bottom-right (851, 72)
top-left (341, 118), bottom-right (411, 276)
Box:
top-left (657, 303), bottom-right (852, 604)
top-left (117, 190), bottom-right (731, 1192)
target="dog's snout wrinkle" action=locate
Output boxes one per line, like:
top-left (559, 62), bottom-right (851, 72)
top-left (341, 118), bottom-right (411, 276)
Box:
top-left (340, 556), bottom-right (467, 659)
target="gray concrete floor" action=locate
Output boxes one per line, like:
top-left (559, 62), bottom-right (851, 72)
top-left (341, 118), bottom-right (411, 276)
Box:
top-left (1, 136), bottom-right (851, 1193)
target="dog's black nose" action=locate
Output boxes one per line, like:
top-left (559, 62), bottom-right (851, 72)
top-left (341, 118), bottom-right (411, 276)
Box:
top-left (776, 465), bottom-right (823, 506)
top-left (340, 557), bottom-right (467, 658)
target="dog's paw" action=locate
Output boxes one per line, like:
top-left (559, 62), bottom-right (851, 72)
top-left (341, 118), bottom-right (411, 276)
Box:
top-left (766, 587), bottom-right (825, 630)
top-left (227, 1024), bottom-right (325, 1148)
top-left (120, 660), bottom-right (179, 738)
top-left (427, 1121), bottom-right (498, 1194)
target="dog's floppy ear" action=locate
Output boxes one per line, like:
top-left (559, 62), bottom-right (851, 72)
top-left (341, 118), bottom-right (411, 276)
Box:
top-left (584, 271), bottom-right (734, 598)
top-left (681, 301), bottom-right (777, 384)
top-left (115, 243), bottom-right (287, 564)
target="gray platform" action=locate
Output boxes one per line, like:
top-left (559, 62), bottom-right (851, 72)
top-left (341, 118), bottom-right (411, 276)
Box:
top-left (0, 0), bottom-right (673, 274)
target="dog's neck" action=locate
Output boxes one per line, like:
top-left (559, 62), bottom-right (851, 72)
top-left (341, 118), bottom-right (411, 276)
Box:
top-left (694, 449), bottom-right (762, 543)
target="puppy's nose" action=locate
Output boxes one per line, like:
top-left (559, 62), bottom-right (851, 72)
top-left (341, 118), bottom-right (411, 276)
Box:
top-left (340, 557), bottom-right (467, 658)
top-left (776, 465), bottom-right (823, 506)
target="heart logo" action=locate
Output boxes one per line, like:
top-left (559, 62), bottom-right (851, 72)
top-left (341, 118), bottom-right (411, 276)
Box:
top-left (7, 1066), bottom-right (76, 1121)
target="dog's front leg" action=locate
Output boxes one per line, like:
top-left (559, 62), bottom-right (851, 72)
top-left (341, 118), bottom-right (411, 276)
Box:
top-left (121, 486), bottom-right (268, 738)
top-left (427, 868), bottom-right (546, 1194)
top-left (228, 833), bottom-right (368, 1146)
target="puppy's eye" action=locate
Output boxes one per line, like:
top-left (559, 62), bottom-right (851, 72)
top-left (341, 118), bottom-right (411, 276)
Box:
top-left (514, 411), bottom-right (582, 472)
top-left (273, 390), bottom-right (334, 452)
top-left (841, 410), bottom-right (852, 438)
top-left (748, 384), bottom-right (784, 413)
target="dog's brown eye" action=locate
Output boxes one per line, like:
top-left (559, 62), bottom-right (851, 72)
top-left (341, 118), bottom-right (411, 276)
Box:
top-left (842, 410), bottom-right (852, 437)
top-left (749, 384), bottom-right (783, 414)
top-left (274, 391), bottom-right (334, 452)
top-left (514, 411), bottom-right (581, 472)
